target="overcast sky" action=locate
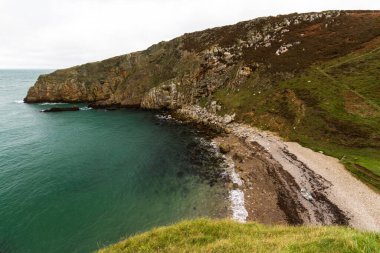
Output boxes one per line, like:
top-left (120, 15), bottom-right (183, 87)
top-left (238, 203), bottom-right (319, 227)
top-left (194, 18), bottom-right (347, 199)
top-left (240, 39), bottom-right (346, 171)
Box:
top-left (1, 0), bottom-right (379, 69)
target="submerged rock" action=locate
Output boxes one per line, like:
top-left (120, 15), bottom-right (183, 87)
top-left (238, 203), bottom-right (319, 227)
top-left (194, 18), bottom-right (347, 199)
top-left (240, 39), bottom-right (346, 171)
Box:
top-left (41, 107), bottom-right (79, 112)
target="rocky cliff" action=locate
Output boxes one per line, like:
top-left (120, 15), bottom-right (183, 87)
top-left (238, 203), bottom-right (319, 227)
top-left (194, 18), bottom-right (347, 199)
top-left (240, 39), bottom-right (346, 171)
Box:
top-left (25, 10), bottom-right (380, 192)
top-left (25, 11), bottom-right (380, 109)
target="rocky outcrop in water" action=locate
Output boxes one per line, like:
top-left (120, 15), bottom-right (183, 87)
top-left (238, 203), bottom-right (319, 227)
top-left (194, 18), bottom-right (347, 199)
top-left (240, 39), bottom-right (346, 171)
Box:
top-left (25, 11), bottom-right (380, 110)
top-left (41, 106), bottom-right (80, 112)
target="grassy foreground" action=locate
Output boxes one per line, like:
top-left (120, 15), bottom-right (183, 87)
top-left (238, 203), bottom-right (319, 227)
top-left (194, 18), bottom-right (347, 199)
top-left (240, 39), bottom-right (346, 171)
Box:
top-left (97, 219), bottom-right (380, 253)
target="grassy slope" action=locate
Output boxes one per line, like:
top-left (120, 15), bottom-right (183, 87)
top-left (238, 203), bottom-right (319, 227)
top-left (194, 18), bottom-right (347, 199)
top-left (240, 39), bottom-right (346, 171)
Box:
top-left (213, 41), bottom-right (380, 191)
top-left (98, 219), bottom-right (380, 253)
top-left (95, 13), bottom-right (380, 253)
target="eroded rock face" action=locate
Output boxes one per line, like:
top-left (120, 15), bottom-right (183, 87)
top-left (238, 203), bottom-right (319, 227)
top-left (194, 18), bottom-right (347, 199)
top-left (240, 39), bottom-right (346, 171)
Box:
top-left (141, 81), bottom-right (181, 109)
top-left (25, 11), bottom-right (380, 109)
top-left (25, 53), bottom-right (159, 106)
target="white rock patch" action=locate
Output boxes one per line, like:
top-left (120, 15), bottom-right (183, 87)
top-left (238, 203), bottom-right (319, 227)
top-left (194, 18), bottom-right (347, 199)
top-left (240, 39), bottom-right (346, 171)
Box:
top-left (224, 155), bottom-right (248, 222)
top-left (230, 189), bottom-right (248, 222)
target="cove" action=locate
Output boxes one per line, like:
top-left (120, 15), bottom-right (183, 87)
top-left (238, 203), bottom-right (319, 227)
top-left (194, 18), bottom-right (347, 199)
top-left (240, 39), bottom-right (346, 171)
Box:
top-left (0, 70), bottom-right (228, 253)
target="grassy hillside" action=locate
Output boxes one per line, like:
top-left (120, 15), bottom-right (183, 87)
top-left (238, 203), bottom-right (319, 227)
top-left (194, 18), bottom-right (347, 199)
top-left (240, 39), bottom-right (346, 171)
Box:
top-left (25, 11), bottom-right (380, 190)
top-left (97, 219), bottom-right (380, 253)
top-left (212, 37), bottom-right (380, 191)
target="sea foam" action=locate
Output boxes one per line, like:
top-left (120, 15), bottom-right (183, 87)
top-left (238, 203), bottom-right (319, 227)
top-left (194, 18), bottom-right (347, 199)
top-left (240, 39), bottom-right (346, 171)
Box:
top-left (39, 102), bottom-right (68, 105)
top-left (229, 189), bottom-right (248, 222)
top-left (155, 114), bottom-right (173, 120)
top-left (80, 107), bottom-right (92, 111)
top-left (210, 141), bottom-right (248, 223)
top-left (224, 155), bottom-right (248, 222)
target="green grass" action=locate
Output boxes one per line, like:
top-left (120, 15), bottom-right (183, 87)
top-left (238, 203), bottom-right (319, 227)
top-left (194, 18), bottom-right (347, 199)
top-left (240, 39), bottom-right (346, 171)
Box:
top-left (211, 44), bottom-right (380, 191)
top-left (283, 48), bottom-right (380, 190)
top-left (97, 219), bottom-right (380, 253)
top-left (289, 140), bottom-right (380, 192)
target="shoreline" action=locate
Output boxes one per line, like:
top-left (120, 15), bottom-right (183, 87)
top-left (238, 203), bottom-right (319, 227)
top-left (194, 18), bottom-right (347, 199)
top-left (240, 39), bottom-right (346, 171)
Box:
top-left (173, 105), bottom-right (380, 231)
top-left (210, 141), bottom-right (249, 223)
top-left (29, 102), bottom-right (380, 231)
top-left (155, 112), bottom-right (248, 222)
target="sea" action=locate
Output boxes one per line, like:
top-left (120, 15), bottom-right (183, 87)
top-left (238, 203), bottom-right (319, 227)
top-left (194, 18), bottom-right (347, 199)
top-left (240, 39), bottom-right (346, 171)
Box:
top-left (0, 70), bottom-right (228, 253)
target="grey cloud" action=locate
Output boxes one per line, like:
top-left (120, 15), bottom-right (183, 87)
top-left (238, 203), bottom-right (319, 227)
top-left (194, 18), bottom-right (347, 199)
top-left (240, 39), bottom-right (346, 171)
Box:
top-left (0, 0), bottom-right (379, 68)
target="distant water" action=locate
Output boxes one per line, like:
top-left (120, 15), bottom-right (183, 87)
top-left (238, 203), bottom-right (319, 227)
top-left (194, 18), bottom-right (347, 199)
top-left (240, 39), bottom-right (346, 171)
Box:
top-left (0, 70), bottom-right (228, 253)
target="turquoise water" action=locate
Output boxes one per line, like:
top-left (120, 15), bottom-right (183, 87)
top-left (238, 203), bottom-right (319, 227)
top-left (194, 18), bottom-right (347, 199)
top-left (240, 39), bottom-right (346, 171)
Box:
top-left (0, 70), bottom-right (228, 253)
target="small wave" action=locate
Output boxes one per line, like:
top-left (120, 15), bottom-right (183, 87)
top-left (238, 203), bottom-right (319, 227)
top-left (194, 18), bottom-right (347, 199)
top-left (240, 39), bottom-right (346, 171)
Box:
top-left (155, 114), bottom-right (173, 120)
top-left (80, 107), bottom-right (92, 111)
top-left (210, 140), bottom-right (248, 222)
top-left (224, 156), bottom-right (247, 222)
top-left (39, 102), bottom-right (68, 105)
top-left (155, 114), bottom-right (184, 124)
top-left (14, 100), bottom-right (24, 104)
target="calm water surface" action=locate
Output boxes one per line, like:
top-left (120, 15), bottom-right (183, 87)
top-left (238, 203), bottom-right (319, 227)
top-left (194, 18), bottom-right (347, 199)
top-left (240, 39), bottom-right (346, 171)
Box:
top-left (0, 70), bottom-right (228, 253)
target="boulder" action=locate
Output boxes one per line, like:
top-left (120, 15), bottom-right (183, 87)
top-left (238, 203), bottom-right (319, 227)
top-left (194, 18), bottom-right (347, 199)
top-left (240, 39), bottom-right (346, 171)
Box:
top-left (223, 113), bottom-right (236, 124)
top-left (219, 143), bottom-right (231, 154)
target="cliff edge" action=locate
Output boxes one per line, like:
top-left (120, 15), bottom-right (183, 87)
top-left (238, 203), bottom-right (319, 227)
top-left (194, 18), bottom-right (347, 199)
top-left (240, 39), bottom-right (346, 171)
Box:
top-left (25, 11), bottom-right (379, 108)
top-left (25, 10), bottom-right (380, 190)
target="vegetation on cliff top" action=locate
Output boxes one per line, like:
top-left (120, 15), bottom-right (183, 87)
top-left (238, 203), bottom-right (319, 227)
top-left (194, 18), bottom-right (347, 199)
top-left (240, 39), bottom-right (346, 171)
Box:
top-left (211, 21), bottom-right (380, 191)
top-left (25, 11), bottom-right (380, 190)
top-left (97, 219), bottom-right (380, 253)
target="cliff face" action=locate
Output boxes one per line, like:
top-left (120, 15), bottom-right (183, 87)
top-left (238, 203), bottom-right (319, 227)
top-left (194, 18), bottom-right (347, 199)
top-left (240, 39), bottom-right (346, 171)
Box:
top-left (25, 11), bottom-right (380, 109)
top-left (25, 10), bottom-right (380, 190)
top-left (24, 44), bottom-right (198, 106)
